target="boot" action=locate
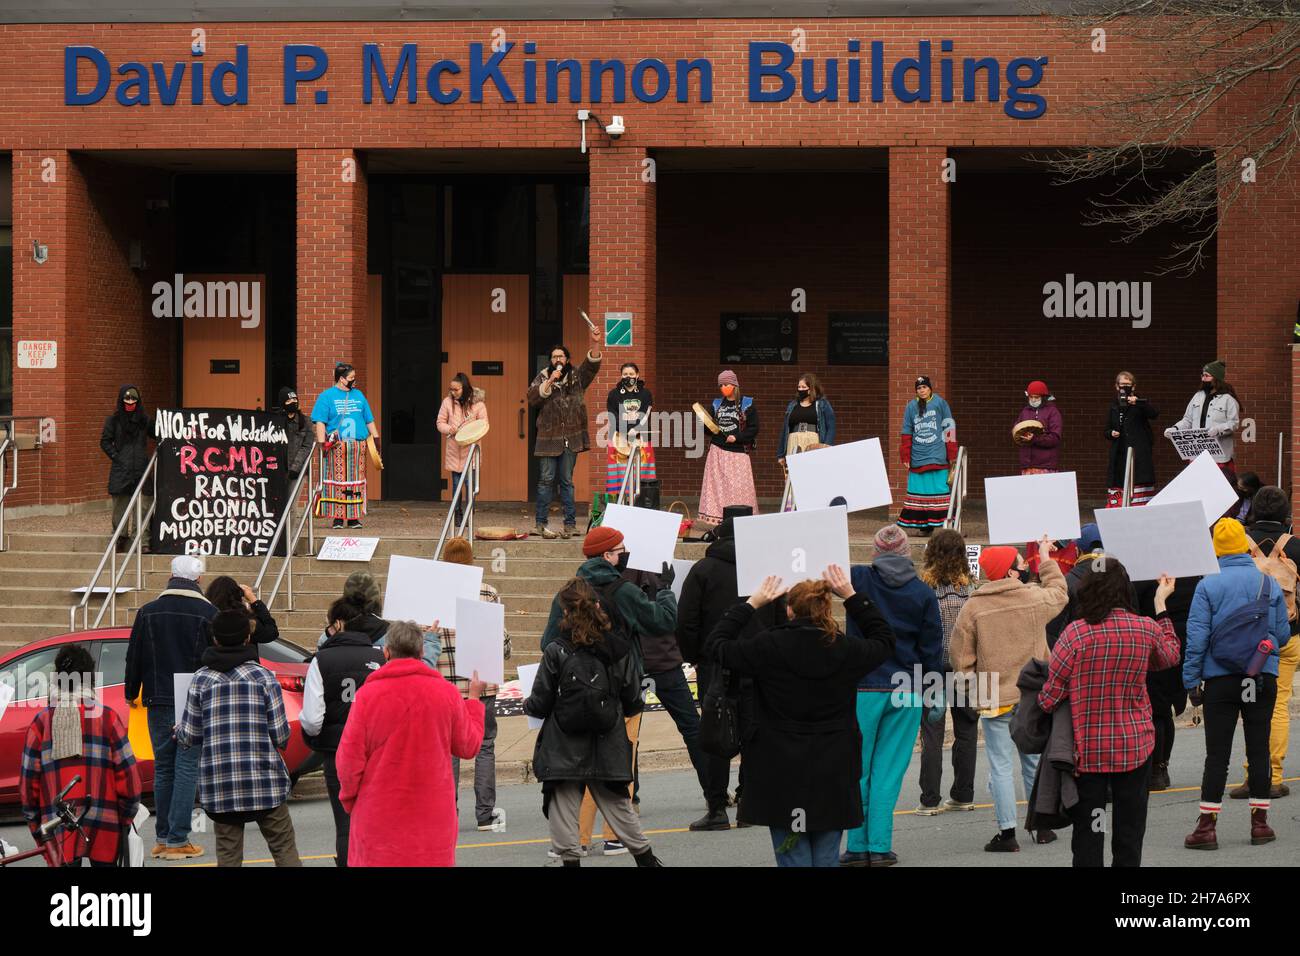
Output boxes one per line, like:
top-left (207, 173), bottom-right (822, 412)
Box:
top-left (535, 523), bottom-right (558, 540)
top-left (1229, 782), bottom-right (1250, 799)
top-left (1184, 812), bottom-right (1218, 850)
top-left (688, 806), bottom-right (731, 831)
top-left (562, 859), bottom-right (581, 868)
top-left (1148, 761), bottom-right (1171, 792)
top-left (632, 847), bottom-right (664, 867)
top-left (1250, 808), bottom-right (1276, 845)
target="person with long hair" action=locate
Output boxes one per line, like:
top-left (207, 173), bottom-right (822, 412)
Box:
top-left (898, 376), bottom-right (957, 536)
top-left (1166, 359), bottom-right (1241, 484)
top-left (100, 384), bottom-right (154, 553)
top-left (1106, 370), bottom-right (1159, 508)
top-left (525, 577), bottom-right (663, 867)
top-left (778, 372), bottom-right (836, 463)
top-left (205, 575), bottom-right (280, 645)
top-left (604, 361), bottom-right (657, 501)
top-left (703, 567), bottom-right (894, 867)
top-left (914, 529), bottom-right (979, 815)
top-left (436, 371), bottom-right (488, 530)
top-left (1039, 560), bottom-right (1181, 866)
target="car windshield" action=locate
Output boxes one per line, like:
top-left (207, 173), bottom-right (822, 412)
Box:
top-left (258, 638), bottom-right (311, 664)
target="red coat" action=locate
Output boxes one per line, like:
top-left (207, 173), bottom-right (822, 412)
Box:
top-left (334, 657), bottom-right (484, 867)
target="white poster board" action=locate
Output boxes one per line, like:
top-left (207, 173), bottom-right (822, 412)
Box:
top-left (173, 672), bottom-right (195, 716)
top-left (984, 472), bottom-right (1082, 544)
top-left (733, 506), bottom-right (851, 596)
top-left (966, 544), bottom-right (982, 581)
top-left (1093, 501), bottom-right (1220, 581)
top-left (670, 559), bottom-right (696, 601)
top-left (517, 663), bottom-right (543, 730)
top-left (601, 503), bottom-right (680, 572)
top-left (317, 536), bottom-right (381, 562)
top-left (383, 554), bottom-right (484, 629)
top-left (1168, 428), bottom-right (1226, 462)
top-left (453, 597), bottom-right (506, 685)
top-left (785, 438), bottom-right (892, 512)
top-left (1149, 451), bottom-right (1239, 526)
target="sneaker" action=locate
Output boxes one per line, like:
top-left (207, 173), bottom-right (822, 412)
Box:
top-left (535, 524), bottom-right (559, 540)
top-left (869, 851), bottom-right (899, 867)
top-left (347, 520), bottom-right (363, 529)
top-left (839, 850), bottom-right (871, 867)
top-left (942, 798), bottom-right (977, 811)
top-left (331, 519), bottom-right (344, 530)
top-left (159, 843), bottom-right (205, 861)
top-left (914, 803), bottom-right (944, 816)
top-left (984, 831), bottom-right (1020, 853)
top-left (546, 845), bottom-right (589, 860)
top-left (601, 840), bottom-right (629, 856)
top-left (150, 843), bottom-right (167, 859)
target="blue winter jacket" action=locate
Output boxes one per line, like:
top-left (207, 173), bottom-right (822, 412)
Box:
top-left (777, 397), bottom-right (836, 459)
top-left (849, 555), bottom-right (944, 692)
top-left (1184, 554), bottom-right (1290, 687)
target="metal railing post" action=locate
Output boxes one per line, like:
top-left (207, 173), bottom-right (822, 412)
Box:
top-left (1278, 432), bottom-right (1284, 489)
top-left (1122, 446), bottom-right (1135, 508)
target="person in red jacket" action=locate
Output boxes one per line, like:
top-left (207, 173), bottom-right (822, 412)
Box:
top-left (1014, 380), bottom-right (1063, 475)
top-left (335, 621), bottom-right (486, 867)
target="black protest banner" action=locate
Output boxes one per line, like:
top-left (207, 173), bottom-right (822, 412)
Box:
top-left (151, 409), bottom-right (289, 556)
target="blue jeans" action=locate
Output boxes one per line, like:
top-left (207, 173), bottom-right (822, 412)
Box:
top-left (646, 666), bottom-right (710, 801)
top-left (147, 705), bottom-right (200, 848)
top-left (981, 710), bottom-right (1040, 831)
top-left (535, 449), bottom-right (577, 526)
top-left (769, 828), bottom-right (842, 868)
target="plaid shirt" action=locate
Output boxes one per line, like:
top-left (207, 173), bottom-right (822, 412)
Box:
top-left (1039, 609), bottom-right (1181, 773)
top-left (434, 583), bottom-right (511, 697)
top-left (21, 700), bottom-right (141, 864)
top-left (176, 661), bottom-right (291, 814)
top-left (932, 582), bottom-right (973, 671)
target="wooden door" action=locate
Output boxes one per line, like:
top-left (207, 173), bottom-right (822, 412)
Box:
top-left (366, 275), bottom-right (384, 501)
top-left (562, 274), bottom-right (594, 505)
top-left (440, 275), bottom-right (530, 501)
top-left (181, 274), bottom-right (267, 408)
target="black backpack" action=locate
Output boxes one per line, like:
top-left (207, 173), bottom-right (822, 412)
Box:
top-left (554, 645), bottom-right (621, 735)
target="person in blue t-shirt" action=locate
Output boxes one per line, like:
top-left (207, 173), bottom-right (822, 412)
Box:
top-left (311, 363), bottom-right (378, 530)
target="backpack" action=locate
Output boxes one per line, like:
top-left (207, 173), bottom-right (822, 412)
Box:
top-left (1249, 533), bottom-right (1298, 622)
top-left (1207, 573), bottom-right (1274, 675)
top-left (553, 645), bottom-right (621, 735)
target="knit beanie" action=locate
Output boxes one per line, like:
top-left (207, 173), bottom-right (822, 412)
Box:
top-left (583, 525), bottom-right (625, 558)
top-left (873, 523), bottom-right (911, 557)
top-left (1026, 380), bottom-right (1050, 397)
top-left (979, 546), bottom-right (1020, 582)
top-left (1212, 518), bottom-right (1248, 557)
top-left (343, 571), bottom-right (382, 611)
top-left (442, 537), bottom-right (474, 566)
top-left (1203, 359), bottom-right (1227, 380)
top-left (211, 609), bottom-right (252, 646)
top-left (170, 555), bottom-right (205, 581)
top-left (718, 369), bottom-right (739, 389)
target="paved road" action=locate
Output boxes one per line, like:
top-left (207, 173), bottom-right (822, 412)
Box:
top-left (3, 724), bottom-right (1295, 867)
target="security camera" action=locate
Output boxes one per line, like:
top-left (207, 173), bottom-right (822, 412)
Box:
top-left (605, 115), bottom-right (625, 138)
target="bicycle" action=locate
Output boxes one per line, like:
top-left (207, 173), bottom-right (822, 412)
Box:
top-left (0, 774), bottom-right (89, 867)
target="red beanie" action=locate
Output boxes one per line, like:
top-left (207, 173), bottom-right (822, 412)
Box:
top-left (979, 546), bottom-right (1020, 582)
top-left (583, 526), bottom-right (625, 558)
top-left (1026, 380), bottom-right (1050, 397)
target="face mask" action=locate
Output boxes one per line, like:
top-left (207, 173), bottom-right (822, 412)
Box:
top-left (1201, 381), bottom-right (1214, 394)
top-left (1028, 396), bottom-right (1042, 408)
top-left (284, 402), bottom-right (298, 415)
top-left (797, 388), bottom-right (810, 399)
top-left (1014, 567), bottom-right (1031, 584)
top-left (623, 376), bottom-right (637, 388)
top-left (615, 552), bottom-right (630, 571)
top-left (720, 385), bottom-right (736, 399)
top-left (123, 400), bottom-right (138, 411)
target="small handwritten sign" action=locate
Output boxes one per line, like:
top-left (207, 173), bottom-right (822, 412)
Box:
top-left (317, 536), bottom-right (380, 562)
top-left (1168, 428), bottom-right (1225, 462)
top-left (966, 544), bottom-right (982, 581)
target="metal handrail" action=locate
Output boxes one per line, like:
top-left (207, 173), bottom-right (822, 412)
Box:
top-left (1121, 446), bottom-right (1135, 507)
top-left (942, 446), bottom-right (968, 533)
top-left (254, 445), bottom-right (322, 612)
top-left (779, 474), bottom-right (795, 512)
top-left (614, 439), bottom-right (643, 506)
top-left (0, 415), bottom-right (50, 553)
top-left (71, 454), bottom-right (158, 631)
top-left (435, 442), bottom-right (482, 559)
top-left (1278, 432), bottom-right (1284, 488)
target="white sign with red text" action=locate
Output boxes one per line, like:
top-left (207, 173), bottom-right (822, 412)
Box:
top-left (316, 536), bottom-right (380, 562)
top-left (17, 340), bottom-right (57, 369)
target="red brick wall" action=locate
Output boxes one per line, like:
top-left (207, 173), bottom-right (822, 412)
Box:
top-left (656, 168), bottom-right (889, 501)
top-left (11, 152), bottom-right (175, 507)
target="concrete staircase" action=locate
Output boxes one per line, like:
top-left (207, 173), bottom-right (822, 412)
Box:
top-left (0, 517), bottom-right (957, 674)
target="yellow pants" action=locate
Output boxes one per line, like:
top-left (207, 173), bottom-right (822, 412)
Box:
top-left (578, 713), bottom-right (642, 846)
top-left (1243, 637), bottom-right (1299, 783)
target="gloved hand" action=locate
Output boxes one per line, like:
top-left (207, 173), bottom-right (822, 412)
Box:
top-left (658, 561), bottom-right (675, 589)
top-left (1189, 684), bottom-right (1204, 707)
top-left (1163, 426), bottom-right (1178, 438)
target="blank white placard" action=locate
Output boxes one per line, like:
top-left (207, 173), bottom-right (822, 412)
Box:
top-left (517, 663), bottom-right (543, 730)
top-left (733, 506), bottom-right (851, 596)
top-left (1149, 451), bottom-right (1239, 527)
top-left (984, 472), bottom-right (1082, 544)
top-left (670, 559), bottom-right (696, 601)
top-left (1093, 501), bottom-right (1220, 581)
top-left (453, 597), bottom-right (506, 685)
top-left (785, 438), bottom-right (893, 512)
top-left (174, 672), bottom-right (195, 715)
top-left (601, 503), bottom-right (681, 572)
top-left (383, 554), bottom-right (484, 629)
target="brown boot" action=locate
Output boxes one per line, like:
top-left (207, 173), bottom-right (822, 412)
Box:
top-left (1184, 812), bottom-right (1218, 850)
top-left (1251, 808), bottom-right (1276, 845)
top-left (1228, 782), bottom-right (1250, 799)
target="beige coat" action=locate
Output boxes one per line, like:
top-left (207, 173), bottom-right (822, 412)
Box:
top-left (948, 558), bottom-right (1068, 708)
top-left (437, 389), bottom-right (488, 473)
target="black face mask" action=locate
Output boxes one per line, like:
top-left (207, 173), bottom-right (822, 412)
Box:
top-left (1201, 382), bottom-right (1214, 394)
top-left (284, 402), bottom-right (298, 415)
top-left (622, 376), bottom-right (637, 389)
top-left (615, 552), bottom-right (630, 572)
top-left (797, 389), bottom-right (810, 400)
top-left (1014, 567), bottom-right (1032, 584)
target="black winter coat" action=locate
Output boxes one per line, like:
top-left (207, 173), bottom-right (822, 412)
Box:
top-left (703, 595), bottom-right (895, 831)
top-left (1106, 397), bottom-right (1158, 488)
top-left (617, 568), bottom-right (683, 673)
top-left (100, 384), bottom-right (154, 495)
top-left (525, 632), bottom-right (644, 784)
top-left (676, 537), bottom-right (784, 664)
top-left (1136, 575), bottom-right (1199, 716)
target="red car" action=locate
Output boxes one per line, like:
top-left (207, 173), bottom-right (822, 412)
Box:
top-left (0, 628), bottom-right (320, 808)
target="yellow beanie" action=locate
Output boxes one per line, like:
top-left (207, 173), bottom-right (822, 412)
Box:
top-left (1212, 518), bottom-right (1249, 557)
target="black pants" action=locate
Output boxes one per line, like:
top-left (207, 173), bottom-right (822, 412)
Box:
top-left (695, 662), bottom-right (734, 811)
top-left (1068, 758), bottom-right (1152, 867)
top-left (919, 705), bottom-right (979, 806)
top-left (323, 751), bottom-right (350, 867)
top-left (1151, 706), bottom-right (1175, 766)
top-left (1200, 673), bottom-right (1276, 802)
